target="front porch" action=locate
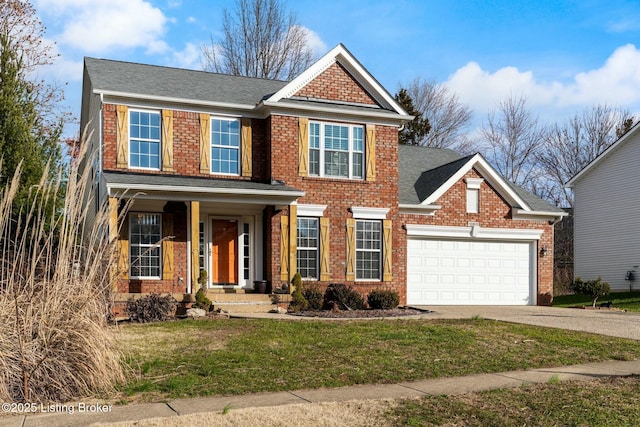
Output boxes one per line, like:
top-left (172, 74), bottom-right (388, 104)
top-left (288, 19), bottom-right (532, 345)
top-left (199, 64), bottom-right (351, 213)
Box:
top-left (105, 172), bottom-right (304, 311)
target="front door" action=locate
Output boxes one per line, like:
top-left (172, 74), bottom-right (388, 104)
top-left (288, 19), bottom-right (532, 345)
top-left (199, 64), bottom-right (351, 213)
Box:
top-left (211, 219), bottom-right (238, 285)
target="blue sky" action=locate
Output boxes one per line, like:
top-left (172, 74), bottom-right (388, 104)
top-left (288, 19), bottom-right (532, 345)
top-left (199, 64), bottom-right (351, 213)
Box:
top-left (33, 0), bottom-right (640, 137)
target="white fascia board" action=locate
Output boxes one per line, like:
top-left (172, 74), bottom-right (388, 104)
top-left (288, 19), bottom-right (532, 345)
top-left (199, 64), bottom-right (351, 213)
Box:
top-left (513, 208), bottom-right (568, 222)
top-left (295, 203), bottom-right (327, 217)
top-left (423, 154), bottom-right (531, 211)
top-left (96, 89), bottom-right (256, 112)
top-left (107, 182), bottom-right (304, 198)
top-left (566, 121), bottom-right (640, 188)
top-left (350, 206), bottom-right (389, 219)
top-left (260, 101), bottom-right (411, 125)
top-left (405, 224), bottom-right (543, 240)
top-left (398, 204), bottom-right (440, 215)
top-left (265, 44), bottom-right (409, 117)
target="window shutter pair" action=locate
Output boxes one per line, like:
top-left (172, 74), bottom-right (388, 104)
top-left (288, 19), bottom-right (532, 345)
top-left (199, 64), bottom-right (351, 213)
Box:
top-left (280, 212), bottom-right (331, 282)
top-left (199, 113), bottom-right (252, 175)
top-left (298, 118), bottom-right (376, 181)
top-left (346, 219), bottom-right (392, 281)
top-left (116, 105), bottom-right (175, 171)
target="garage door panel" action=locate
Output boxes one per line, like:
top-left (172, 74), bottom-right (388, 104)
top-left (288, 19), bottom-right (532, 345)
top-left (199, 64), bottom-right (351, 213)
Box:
top-left (407, 238), bottom-right (533, 305)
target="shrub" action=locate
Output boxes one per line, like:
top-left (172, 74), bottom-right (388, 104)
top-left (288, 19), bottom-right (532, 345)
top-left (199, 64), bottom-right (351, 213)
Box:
top-left (323, 283), bottom-right (365, 310)
top-left (571, 277), bottom-right (611, 307)
top-left (303, 284), bottom-right (324, 310)
top-left (195, 286), bottom-right (211, 311)
top-left (288, 273), bottom-right (308, 312)
top-left (367, 289), bottom-right (400, 310)
top-left (127, 294), bottom-right (177, 322)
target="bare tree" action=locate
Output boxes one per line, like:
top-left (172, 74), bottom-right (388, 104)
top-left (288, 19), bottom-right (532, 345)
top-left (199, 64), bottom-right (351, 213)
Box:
top-left (537, 104), bottom-right (635, 207)
top-left (479, 95), bottom-right (545, 191)
top-left (402, 78), bottom-right (473, 150)
top-left (201, 0), bottom-right (314, 80)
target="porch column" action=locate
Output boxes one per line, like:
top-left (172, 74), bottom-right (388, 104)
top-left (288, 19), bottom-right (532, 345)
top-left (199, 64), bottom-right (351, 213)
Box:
top-left (108, 197), bottom-right (119, 288)
top-left (190, 201), bottom-right (200, 295)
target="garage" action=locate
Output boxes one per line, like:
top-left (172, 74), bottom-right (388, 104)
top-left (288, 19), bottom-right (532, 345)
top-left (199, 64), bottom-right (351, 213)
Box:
top-left (406, 235), bottom-right (536, 306)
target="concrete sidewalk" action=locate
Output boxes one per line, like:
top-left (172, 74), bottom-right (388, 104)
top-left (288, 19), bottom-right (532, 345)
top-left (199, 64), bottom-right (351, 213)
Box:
top-left (2, 358), bottom-right (639, 427)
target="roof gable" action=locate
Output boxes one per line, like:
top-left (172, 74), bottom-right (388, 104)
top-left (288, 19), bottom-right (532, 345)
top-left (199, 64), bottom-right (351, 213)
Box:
top-left (266, 44), bottom-right (409, 116)
top-left (398, 145), bottom-right (564, 218)
top-left (567, 120), bottom-right (640, 187)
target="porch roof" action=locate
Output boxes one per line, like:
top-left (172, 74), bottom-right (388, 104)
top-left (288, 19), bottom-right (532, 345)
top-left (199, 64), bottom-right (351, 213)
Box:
top-left (103, 172), bottom-right (304, 204)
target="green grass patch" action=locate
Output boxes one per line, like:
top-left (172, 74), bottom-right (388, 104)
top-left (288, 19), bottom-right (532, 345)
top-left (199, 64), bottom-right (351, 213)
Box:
top-left (554, 291), bottom-right (640, 312)
top-left (385, 376), bottom-right (640, 426)
top-left (116, 318), bottom-right (640, 402)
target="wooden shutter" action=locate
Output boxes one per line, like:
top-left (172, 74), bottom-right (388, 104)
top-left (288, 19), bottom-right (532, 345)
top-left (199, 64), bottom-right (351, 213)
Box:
top-left (162, 213), bottom-right (174, 280)
top-left (241, 118), bottom-right (252, 177)
top-left (320, 217), bottom-right (330, 281)
top-left (116, 105), bottom-right (128, 168)
top-left (383, 220), bottom-right (392, 282)
top-left (199, 113), bottom-right (210, 173)
top-left (280, 216), bottom-right (289, 281)
top-left (365, 124), bottom-right (376, 181)
top-left (161, 110), bottom-right (174, 171)
top-left (346, 218), bottom-right (356, 281)
top-left (298, 118), bottom-right (309, 176)
top-left (118, 213), bottom-right (129, 279)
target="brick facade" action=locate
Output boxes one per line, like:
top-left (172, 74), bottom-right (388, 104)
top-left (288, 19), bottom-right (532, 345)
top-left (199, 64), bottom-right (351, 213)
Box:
top-left (96, 53), bottom-right (556, 307)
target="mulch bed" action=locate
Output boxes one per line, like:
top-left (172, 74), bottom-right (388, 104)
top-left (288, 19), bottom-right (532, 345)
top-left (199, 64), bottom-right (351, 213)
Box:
top-left (287, 306), bottom-right (429, 318)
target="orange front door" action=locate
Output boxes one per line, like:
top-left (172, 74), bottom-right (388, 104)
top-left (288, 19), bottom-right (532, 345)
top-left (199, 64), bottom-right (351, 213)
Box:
top-left (211, 219), bottom-right (237, 285)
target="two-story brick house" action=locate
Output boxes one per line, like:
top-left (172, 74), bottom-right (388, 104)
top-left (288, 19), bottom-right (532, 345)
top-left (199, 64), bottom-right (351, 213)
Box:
top-left (81, 44), bottom-right (564, 310)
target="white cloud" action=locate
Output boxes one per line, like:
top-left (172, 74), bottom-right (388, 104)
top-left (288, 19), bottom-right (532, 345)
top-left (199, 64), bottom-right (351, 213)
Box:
top-left (169, 43), bottom-right (201, 69)
top-left (446, 44), bottom-right (640, 119)
top-left (37, 0), bottom-right (168, 54)
top-left (300, 26), bottom-right (327, 57)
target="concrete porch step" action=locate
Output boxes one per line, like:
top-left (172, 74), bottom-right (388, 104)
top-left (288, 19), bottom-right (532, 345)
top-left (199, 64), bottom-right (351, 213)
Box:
top-left (212, 301), bottom-right (275, 313)
top-left (206, 292), bottom-right (273, 303)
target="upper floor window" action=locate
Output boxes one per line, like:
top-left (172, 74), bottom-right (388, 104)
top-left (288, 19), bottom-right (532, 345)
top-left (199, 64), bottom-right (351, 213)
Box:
top-left (309, 122), bottom-right (364, 179)
top-left (130, 110), bottom-right (161, 169)
top-left (211, 117), bottom-right (240, 175)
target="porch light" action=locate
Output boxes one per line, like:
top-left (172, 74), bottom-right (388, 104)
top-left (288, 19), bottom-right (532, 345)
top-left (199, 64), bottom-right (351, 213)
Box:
top-left (539, 247), bottom-right (548, 258)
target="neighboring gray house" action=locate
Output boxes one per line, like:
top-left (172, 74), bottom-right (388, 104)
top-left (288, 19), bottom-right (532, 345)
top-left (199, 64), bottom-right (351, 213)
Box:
top-left (567, 122), bottom-right (640, 291)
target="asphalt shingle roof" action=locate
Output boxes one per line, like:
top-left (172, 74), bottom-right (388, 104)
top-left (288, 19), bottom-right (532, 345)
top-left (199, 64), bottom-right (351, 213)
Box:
top-left (84, 57), bottom-right (288, 106)
top-left (398, 145), bottom-right (563, 213)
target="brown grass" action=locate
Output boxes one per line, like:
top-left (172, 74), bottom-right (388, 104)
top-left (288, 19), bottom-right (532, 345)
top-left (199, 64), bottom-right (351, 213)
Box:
top-left (0, 132), bottom-right (125, 402)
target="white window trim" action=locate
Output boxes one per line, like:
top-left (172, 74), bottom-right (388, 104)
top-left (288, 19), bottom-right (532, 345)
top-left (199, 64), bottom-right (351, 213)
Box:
top-left (129, 109), bottom-right (161, 171)
top-left (351, 206), bottom-right (389, 220)
top-left (296, 203), bottom-right (327, 217)
top-left (129, 212), bottom-right (162, 280)
top-left (465, 178), bottom-right (483, 214)
top-left (210, 116), bottom-right (241, 176)
top-left (309, 121), bottom-right (364, 179)
top-left (355, 219), bottom-right (382, 281)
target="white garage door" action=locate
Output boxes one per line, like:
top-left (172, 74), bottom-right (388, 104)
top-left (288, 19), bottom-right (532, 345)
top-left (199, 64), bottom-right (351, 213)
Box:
top-left (407, 238), bottom-right (533, 305)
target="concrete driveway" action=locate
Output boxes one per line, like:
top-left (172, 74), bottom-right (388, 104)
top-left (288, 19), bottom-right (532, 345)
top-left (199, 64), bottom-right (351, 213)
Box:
top-left (411, 305), bottom-right (640, 341)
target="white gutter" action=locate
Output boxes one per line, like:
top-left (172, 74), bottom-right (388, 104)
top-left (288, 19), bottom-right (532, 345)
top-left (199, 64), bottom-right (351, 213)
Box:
top-left (94, 89), bottom-right (256, 111)
top-left (513, 208), bottom-right (568, 224)
top-left (260, 100), bottom-right (412, 123)
top-left (106, 182), bottom-right (305, 198)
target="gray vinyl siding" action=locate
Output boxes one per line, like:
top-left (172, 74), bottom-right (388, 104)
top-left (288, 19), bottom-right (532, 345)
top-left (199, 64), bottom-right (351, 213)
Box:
top-left (573, 131), bottom-right (640, 291)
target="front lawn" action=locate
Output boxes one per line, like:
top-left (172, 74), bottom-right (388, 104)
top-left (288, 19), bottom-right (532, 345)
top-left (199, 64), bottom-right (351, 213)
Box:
top-left (386, 376), bottom-right (640, 426)
top-left (116, 318), bottom-right (640, 402)
top-left (554, 291), bottom-right (640, 312)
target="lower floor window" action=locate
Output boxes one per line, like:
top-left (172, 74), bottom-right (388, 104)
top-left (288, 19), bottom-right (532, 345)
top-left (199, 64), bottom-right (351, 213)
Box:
top-left (356, 219), bottom-right (381, 280)
top-left (297, 217), bottom-right (319, 279)
top-left (130, 213), bottom-right (162, 278)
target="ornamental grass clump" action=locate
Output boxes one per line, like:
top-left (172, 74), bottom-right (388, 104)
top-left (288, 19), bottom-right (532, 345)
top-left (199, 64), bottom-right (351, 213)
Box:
top-left (0, 133), bottom-right (126, 403)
